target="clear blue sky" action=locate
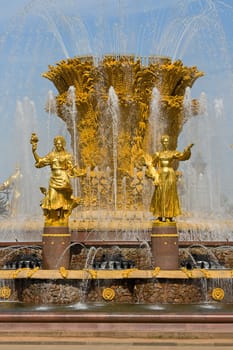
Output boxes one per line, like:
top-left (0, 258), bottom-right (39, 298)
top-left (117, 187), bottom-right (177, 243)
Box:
top-left (0, 0), bottom-right (233, 215)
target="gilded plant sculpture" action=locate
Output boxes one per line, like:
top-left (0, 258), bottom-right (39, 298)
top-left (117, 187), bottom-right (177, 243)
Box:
top-left (42, 55), bottom-right (203, 210)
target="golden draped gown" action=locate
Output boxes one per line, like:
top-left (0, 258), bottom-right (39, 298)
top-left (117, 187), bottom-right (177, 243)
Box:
top-left (148, 147), bottom-right (192, 219)
top-left (35, 150), bottom-right (77, 212)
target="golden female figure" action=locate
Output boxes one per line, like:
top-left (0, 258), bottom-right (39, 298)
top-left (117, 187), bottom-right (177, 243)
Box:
top-left (30, 133), bottom-right (85, 225)
top-left (145, 135), bottom-right (193, 222)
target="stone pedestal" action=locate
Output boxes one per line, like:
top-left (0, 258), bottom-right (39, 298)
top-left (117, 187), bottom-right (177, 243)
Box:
top-left (151, 221), bottom-right (179, 270)
top-left (42, 226), bottom-right (71, 269)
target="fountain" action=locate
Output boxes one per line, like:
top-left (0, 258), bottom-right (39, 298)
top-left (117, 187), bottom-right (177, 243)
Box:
top-left (0, 0), bottom-right (233, 339)
top-left (0, 53), bottom-right (231, 316)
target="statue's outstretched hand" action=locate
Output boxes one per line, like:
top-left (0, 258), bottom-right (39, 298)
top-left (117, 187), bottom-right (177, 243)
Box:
top-left (185, 143), bottom-right (194, 152)
top-left (188, 143), bottom-right (194, 149)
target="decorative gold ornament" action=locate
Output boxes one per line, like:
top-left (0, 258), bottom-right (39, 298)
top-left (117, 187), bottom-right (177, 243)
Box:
top-left (59, 266), bottom-right (68, 278)
top-left (12, 267), bottom-right (39, 279)
top-left (152, 266), bottom-right (161, 278)
top-left (122, 268), bottom-right (136, 278)
top-left (211, 287), bottom-right (225, 301)
top-left (201, 269), bottom-right (211, 279)
top-left (27, 267), bottom-right (39, 278)
top-left (181, 267), bottom-right (192, 278)
top-left (84, 269), bottom-right (97, 279)
top-left (102, 287), bottom-right (115, 301)
top-left (0, 286), bottom-right (12, 299)
top-left (12, 268), bottom-right (24, 279)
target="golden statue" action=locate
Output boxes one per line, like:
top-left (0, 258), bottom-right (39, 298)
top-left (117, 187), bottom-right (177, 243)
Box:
top-left (145, 135), bottom-right (193, 222)
top-left (0, 167), bottom-right (22, 217)
top-left (30, 133), bottom-right (85, 226)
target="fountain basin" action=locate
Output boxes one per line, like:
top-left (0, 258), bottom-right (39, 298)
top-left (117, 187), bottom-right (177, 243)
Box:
top-left (0, 268), bottom-right (231, 305)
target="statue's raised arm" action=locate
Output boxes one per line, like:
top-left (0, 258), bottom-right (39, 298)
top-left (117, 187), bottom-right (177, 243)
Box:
top-left (174, 143), bottom-right (194, 161)
top-left (30, 133), bottom-right (40, 162)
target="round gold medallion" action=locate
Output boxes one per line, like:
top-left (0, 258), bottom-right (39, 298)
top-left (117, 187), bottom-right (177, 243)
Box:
top-left (211, 287), bottom-right (224, 301)
top-left (102, 287), bottom-right (115, 301)
top-left (0, 286), bottom-right (12, 299)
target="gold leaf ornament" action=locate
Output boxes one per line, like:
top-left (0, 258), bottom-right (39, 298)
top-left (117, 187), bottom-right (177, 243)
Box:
top-left (211, 287), bottom-right (224, 301)
top-left (0, 286), bottom-right (11, 299)
top-left (102, 288), bottom-right (115, 301)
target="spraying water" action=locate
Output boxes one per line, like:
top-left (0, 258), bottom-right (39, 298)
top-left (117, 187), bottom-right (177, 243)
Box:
top-left (14, 97), bottom-right (40, 217)
top-left (108, 86), bottom-right (119, 210)
top-left (149, 87), bottom-right (161, 153)
top-left (67, 85), bottom-right (79, 198)
top-left (45, 90), bottom-right (57, 152)
top-left (183, 87), bottom-right (192, 121)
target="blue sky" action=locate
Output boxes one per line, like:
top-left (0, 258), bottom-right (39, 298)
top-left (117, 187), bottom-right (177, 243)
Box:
top-left (1, 0), bottom-right (233, 215)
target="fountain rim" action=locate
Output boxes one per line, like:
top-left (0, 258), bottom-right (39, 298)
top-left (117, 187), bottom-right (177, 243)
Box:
top-left (0, 268), bottom-right (232, 280)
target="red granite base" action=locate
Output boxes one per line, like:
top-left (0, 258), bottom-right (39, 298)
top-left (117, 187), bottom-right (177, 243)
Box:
top-left (0, 312), bottom-right (233, 338)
